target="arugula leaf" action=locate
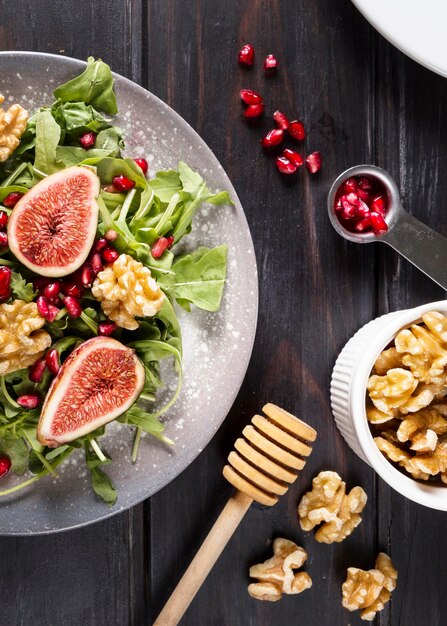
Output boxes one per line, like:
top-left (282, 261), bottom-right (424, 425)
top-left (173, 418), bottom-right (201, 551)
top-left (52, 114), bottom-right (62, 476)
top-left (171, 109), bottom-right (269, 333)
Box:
top-left (56, 146), bottom-right (117, 168)
top-left (120, 406), bottom-right (172, 445)
top-left (10, 271), bottom-right (35, 302)
top-left (33, 110), bottom-right (62, 176)
top-left (84, 443), bottom-right (117, 506)
top-left (51, 101), bottom-right (108, 132)
top-left (173, 245), bottom-right (228, 311)
top-left (54, 57), bottom-right (118, 115)
top-left (149, 169), bottom-right (182, 203)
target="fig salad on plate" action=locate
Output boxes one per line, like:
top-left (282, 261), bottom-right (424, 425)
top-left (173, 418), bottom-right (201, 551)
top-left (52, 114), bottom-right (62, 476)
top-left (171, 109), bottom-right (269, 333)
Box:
top-left (0, 57), bottom-right (230, 505)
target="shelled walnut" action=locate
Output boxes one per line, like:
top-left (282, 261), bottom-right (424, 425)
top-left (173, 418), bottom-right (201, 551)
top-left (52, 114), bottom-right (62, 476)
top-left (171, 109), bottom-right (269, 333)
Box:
top-left (0, 94), bottom-right (28, 162)
top-left (342, 553), bottom-right (397, 621)
top-left (297, 471), bottom-right (367, 543)
top-left (367, 311), bottom-right (447, 484)
top-left (247, 538), bottom-right (312, 602)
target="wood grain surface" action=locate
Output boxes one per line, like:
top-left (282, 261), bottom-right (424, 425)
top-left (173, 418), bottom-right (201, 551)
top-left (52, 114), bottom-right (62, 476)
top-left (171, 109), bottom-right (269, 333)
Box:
top-left (1, 0), bottom-right (447, 624)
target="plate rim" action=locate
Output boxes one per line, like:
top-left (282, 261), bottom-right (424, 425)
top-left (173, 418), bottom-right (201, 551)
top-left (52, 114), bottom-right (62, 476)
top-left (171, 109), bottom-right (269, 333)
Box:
top-left (0, 50), bottom-right (259, 535)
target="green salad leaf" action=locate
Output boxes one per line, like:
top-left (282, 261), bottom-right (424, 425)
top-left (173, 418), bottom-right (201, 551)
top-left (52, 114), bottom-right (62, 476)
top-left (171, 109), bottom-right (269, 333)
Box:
top-left (84, 443), bottom-right (117, 506)
top-left (54, 57), bottom-right (118, 114)
top-left (33, 110), bottom-right (62, 177)
top-left (10, 271), bottom-right (35, 302)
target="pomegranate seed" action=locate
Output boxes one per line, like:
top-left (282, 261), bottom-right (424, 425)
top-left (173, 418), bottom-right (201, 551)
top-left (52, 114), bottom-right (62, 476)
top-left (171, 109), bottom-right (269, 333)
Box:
top-left (93, 237), bottom-right (108, 253)
top-left (102, 184), bottom-right (121, 194)
top-left (243, 104), bottom-right (264, 119)
top-left (371, 195), bottom-right (386, 215)
top-left (343, 178), bottom-right (358, 194)
top-left (0, 211), bottom-right (8, 229)
top-left (17, 394), bottom-right (40, 409)
top-left (355, 217), bottom-right (372, 232)
top-left (370, 212), bottom-right (388, 235)
top-left (356, 199), bottom-right (371, 219)
top-left (357, 188), bottom-right (370, 202)
top-left (0, 266), bottom-right (11, 302)
top-left (61, 281), bottom-right (83, 298)
top-left (112, 175), bottom-right (135, 192)
top-left (45, 349), bottom-right (61, 375)
top-left (33, 276), bottom-right (51, 292)
top-left (29, 358), bottom-right (47, 383)
top-left (357, 176), bottom-right (372, 192)
top-left (240, 89), bottom-right (263, 105)
top-left (46, 304), bottom-right (60, 323)
top-left (104, 229), bottom-right (118, 241)
top-left (98, 321), bottom-right (118, 336)
top-left (305, 151), bottom-right (322, 174)
top-left (166, 235), bottom-right (174, 249)
top-left (2, 192), bottom-right (23, 208)
top-left (151, 237), bottom-right (171, 258)
top-left (261, 129), bottom-right (284, 148)
top-left (64, 296), bottom-right (82, 318)
top-left (273, 110), bottom-right (289, 130)
top-left (91, 253), bottom-right (103, 275)
top-left (283, 148), bottom-right (304, 168)
top-left (275, 156), bottom-right (297, 175)
top-left (79, 131), bottom-right (96, 150)
top-left (0, 455), bottom-right (11, 477)
top-left (263, 54), bottom-right (278, 73)
top-left (288, 120), bottom-right (306, 141)
top-left (81, 266), bottom-right (96, 287)
top-left (238, 44), bottom-right (255, 67)
top-left (134, 158), bottom-right (149, 175)
top-left (37, 296), bottom-right (59, 322)
top-left (0, 232), bottom-right (8, 248)
top-left (43, 282), bottom-right (60, 303)
top-left (340, 194), bottom-right (358, 219)
top-left (102, 247), bottom-right (119, 264)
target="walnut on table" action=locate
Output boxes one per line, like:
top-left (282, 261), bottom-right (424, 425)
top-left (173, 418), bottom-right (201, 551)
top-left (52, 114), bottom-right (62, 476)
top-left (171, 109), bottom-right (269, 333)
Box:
top-left (0, 94), bottom-right (28, 162)
top-left (297, 471), bottom-right (367, 544)
top-left (92, 253), bottom-right (165, 330)
top-left (247, 538), bottom-right (312, 602)
top-left (0, 300), bottom-right (51, 375)
top-left (342, 553), bottom-right (397, 622)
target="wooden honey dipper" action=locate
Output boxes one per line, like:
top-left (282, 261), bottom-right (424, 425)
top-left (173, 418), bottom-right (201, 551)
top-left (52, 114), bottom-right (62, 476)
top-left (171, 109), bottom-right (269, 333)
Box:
top-left (153, 403), bottom-right (317, 626)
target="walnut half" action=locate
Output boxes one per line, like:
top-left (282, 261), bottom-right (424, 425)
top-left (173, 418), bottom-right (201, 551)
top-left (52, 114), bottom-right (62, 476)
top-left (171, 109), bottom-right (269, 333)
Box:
top-left (247, 538), bottom-right (312, 602)
top-left (0, 94), bottom-right (28, 162)
top-left (342, 553), bottom-right (397, 621)
top-left (297, 470), bottom-right (367, 543)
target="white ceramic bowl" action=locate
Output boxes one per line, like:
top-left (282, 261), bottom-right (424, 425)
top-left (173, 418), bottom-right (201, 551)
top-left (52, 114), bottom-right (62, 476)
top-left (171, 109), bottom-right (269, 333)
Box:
top-left (331, 300), bottom-right (447, 510)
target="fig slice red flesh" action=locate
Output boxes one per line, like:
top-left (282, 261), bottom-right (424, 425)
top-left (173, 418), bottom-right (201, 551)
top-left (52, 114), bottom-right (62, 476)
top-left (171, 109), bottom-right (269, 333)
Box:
top-left (8, 166), bottom-right (100, 277)
top-left (37, 337), bottom-right (145, 447)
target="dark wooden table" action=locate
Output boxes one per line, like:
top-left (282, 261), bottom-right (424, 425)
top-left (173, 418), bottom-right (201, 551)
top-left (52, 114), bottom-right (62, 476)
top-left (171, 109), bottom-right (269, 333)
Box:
top-left (2, 1), bottom-right (447, 624)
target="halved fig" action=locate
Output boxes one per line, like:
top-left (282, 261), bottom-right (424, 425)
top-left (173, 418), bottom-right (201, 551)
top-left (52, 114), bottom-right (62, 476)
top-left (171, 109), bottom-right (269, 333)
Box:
top-left (8, 166), bottom-right (100, 277)
top-left (37, 337), bottom-right (145, 447)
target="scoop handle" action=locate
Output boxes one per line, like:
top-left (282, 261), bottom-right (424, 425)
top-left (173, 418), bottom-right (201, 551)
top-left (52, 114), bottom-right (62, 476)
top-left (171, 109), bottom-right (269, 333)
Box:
top-left (383, 211), bottom-right (447, 291)
top-left (153, 490), bottom-right (252, 626)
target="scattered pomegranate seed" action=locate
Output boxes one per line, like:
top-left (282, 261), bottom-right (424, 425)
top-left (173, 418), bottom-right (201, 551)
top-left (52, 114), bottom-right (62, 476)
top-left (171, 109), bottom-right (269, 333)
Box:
top-left (238, 44), bottom-right (255, 67)
top-left (166, 235), bottom-right (174, 249)
top-left (134, 158), bottom-right (149, 175)
top-left (240, 89), bottom-right (263, 105)
top-left (104, 229), bottom-right (118, 241)
top-left (273, 110), bottom-right (290, 130)
top-left (305, 151), bottom-right (322, 174)
top-left (370, 195), bottom-right (386, 215)
top-left (261, 129), bottom-right (284, 148)
top-left (43, 282), bottom-right (60, 303)
top-left (0, 232), bottom-right (8, 248)
top-left (17, 394), bottom-right (40, 409)
top-left (283, 148), bottom-right (304, 168)
top-left (61, 281), bottom-right (83, 299)
top-left (79, 131), bottom-right (96, 150)
top-left (275, 156), bottom-right (297, 175)
top-left (288, 120), bottom-right (306, 141)
top-left (151, 237), bottom-right (170, 258)
top-left (2, 192), bottom-right (23, 208)
top-left (370, 211), bottom-right (388, 235)
top-left (93, 237), bottom-right (108, 253)
top-left (81, 266), bottom-right (96, 287)
top-left (91, 253), bottom-right (103, 275)
top-left (0, 266), bottom-right (11, 302)
top-left (0, 456), bottom-right (11, 478)
top-left (263, 54), bottom-right (278, 73)
top-left (102, 184), bottom-right (121, 194)
top-left (29, 358), bottom-right (47, 383)
top-left (102, 247), bottom-right (119, 263)
top-left (243, 104), bottom-right (264, 119)
top-left (64, 296), bottom-right (82, 318)
top-left (112, 175), bottom-right (135, 192)
top-left (45, 349), bottom-right (61, 375)
top-left (98, 321), bottom-right (118, 336)
top-left (0, 211), bottom-right (8, 229)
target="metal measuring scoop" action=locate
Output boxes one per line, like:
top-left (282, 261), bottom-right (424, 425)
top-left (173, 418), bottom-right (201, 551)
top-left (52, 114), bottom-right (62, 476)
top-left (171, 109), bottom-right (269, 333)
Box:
top-left (327, 165), bottom-right (447, 291)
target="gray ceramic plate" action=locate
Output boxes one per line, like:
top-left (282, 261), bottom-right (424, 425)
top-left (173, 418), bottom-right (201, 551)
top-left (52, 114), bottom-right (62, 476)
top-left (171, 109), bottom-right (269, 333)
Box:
top-left (0, 52), bottom-right (258, 535)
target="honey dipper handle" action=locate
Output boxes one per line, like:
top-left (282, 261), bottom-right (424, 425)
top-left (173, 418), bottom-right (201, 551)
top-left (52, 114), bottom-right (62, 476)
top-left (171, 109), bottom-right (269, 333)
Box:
top-left (153, 490), bottom-right (252, 626)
